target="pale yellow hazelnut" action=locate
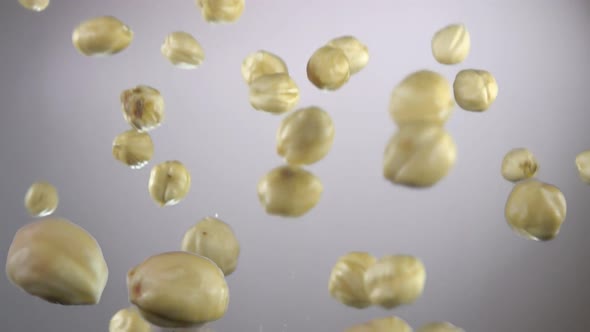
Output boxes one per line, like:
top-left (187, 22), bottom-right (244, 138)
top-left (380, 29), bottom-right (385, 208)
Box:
top-left (383, 124), bottom-right (457, 188)
top-left (453, 69), bottom-right (498, 112)
top-left (431, 24), bottom-right (471, 65)
top-left (121, 85), bottom-right (165, 132)
top-left (161, 31), bottom-right (205, 69)
top-left (127, 251), bottom-right (229, 328)
top-left (109, 307), bottom-right (151, 332)
top-left (24, 181), bottom-right (59, 217)
top-left (418, 322), bottom-right (464, 332)
top-left (328, 252), bottom-right (376, 309)
top-left (181, 216), bottom-right (240, 276)
top-left (505, 179), bottom-right (567, 241)
top-left (364, 255), bottom-right (427, 309)
top-left (345, 316), bottom-right (413, 332)
top-left (148, 161), bottom-right (191, 207)
top-left (389, 70), bottom-right (455, 126)
top-left (18, 0), bottom-right (49, 11)
top-left (257, 164), bottom-right (323, 217)
top-left (307, 45), bottom-right (350, 90)
top-left (326, 36), bottom-right (369, 75)
top-left (72, 16), bottom-right (133, 56)
top-left (276, 106), bottom-right (335, 165)
top-left (501, 148), bottom-right (538, 182)
top-left (575, 150), bottom-right (590, 184)
top-left (112, 129), bottom-right (154, 169)
top-left (196, 0), bottom-right (245, 23)
top-left (248, 73), bottom-right (300, 114)
top-left (241, 50), bottom-right (288, 84)
top-left (5, 218), bottom-right (109, 305)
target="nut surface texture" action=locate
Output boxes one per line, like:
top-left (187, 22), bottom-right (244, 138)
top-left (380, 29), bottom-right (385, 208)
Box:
top-left (501, 148), bottom-right (538, 182)
top-left (112, 129), bottom-right (154, 169)
top-left (328, 252), bottom-right (376, 308)
top-left (161, 31), bottom-right (205, 69)
top-left (241, 50), bottom-right (288, 84)
top-left (24, 181), bottom-right (59, 217)
top-left (148, 161), bottom-right (191, 207)
top-left (431, 23), bottom-right (471, 65)
top-left (72, 16), bottom-right (133, 56)
top-left (196, 0), bottom-right (245, 23)
top-left (326, 36), bottom-right (369, 75)
top-left (109, 307), bottom-right (152, 332)
top-left (248, 73), bottom-right (300, 114)
top-left (453, 69), bottom-right (498, 112)
top-left (121, 85), bottom-right (165, 132)
top-left (19, 0), bottom-right (49, 11)
top-left (307, 45), bottom-right (350, 90)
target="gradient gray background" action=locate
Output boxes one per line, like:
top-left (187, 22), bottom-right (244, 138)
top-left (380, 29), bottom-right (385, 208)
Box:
top-left (1, 0), bottom-right (589, 331)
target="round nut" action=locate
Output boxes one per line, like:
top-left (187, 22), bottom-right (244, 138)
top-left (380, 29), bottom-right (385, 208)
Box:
top-left (112, 129), bottom-right (154, 169)
top-left (109, 307), bottom-right (151, 332)
top-left (196, 0), bottom-right (245, 23)
top-left (306, 45), bottom-right (351, 91)
top-left (148, 161), bottom-right (191, 207)
top-left (121, 85), bottom-right (165, 132)
top-left (418, 322), bottom-right (465, 332)
top-left (248, 73), bottom-right (300, 114)
top-left (501, 148), bottom-right (538, 182)
top-left (326, 36), bottom-right (369, 75)
top-left (328, 252), bottom-right (376, 309)
top-left (575, 150), bottom-right (590, 184)
top-left (241, 50), bottom-right (288, 84)
top-left (364, 255), bottom-right (427, 309)
top-left (453, 69), bottom-right (498, 112)
top-left (383, 124), bottom-right (457, 188)
top-left (72, 16), bottom-right (133, 56)
top-left (505, 179), bottom-right (566, 241)
top-left (431, 23), bottom-right (471, 65)
top-left (18, 0), bottom-right (49, 11)
top-left (5, 218), bottom-right (109, 305)
top-left (24, 181), bottom-right (59, 217)
top-left (257, 164), bottom-right (323, 217)
top-left (389, 70), bottom-right (455, 126)
top-left (181, 216), bottom-right (240, 276)
top-left (276, 106), bottom-right (335, 165)
top-left (127, 251), bottom-right (229, 328)
top-left (345, 316), bottom-right (413, 332)
top-left (161, 31), bottom-right (205, 69)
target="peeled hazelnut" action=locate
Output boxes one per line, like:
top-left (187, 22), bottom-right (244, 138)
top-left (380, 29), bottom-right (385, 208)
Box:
top-left (181, 216), bottom-right (240, 276)
top-left (5, 218), bottom-right (109, 305)
top-left (389, 70), bottom-right (455, 126)
top-left (161, 31), bottom-right (205, 69)
top-left (383, 124), bottom-right (457, 188)
top-left (257, 164), bottom-right (323, 217)
top-left (18, 0), bottom-right (49, 11)
top-left (501, 148), bottom-right (538, 182)
top-left (196, 0), bottom-right (245, 23)
top-left (276, 106), bottom-right (335, 165)
top-left (345, 316), bottom-right (413, 332)
top-left (248, 73), bottom-right (300, 114)
top-left (24, 181), bottom-right (59, 217)
top-left (241, 50), bottom-right (288, 84)
top-left (307, 45), bottom-right (351, 90)
top-left (364, 255), bottom-right (427, 309)
top-left (148, 161), bottom-right (191, 207)
top-left (328, 252), bottom-right (376, 309)
top-left (505, 179), bottom-right (566, 241)
top-left (121, 85), bottom-right (165, 132)
top-left (418, 322), bottom-right (465, 332)
top-left (109, 307), bottom-right (151, 332)
top-left (326, 36), bottom-right (369, 75)
top-left (575, 150), bottom-right (590, 184)
top-left (72, 16), bottom-right (133, 56)
top-left (453, 69), bottom-right (498, 112)
top-left (431, 24), bottom-right (471, 65)
top-left (112, 129), bottom-right (154, 169)
top-left (127, 251), bottom-right (229, 328)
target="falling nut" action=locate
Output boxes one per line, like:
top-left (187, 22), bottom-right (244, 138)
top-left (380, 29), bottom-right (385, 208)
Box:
top-left (431, 24), bottom-right (471, 65)
top-left (24, 181), bottom-right (59, 217)
top-left (127, 251), bottom-right (229, 328)
top-left (326, 36), bottom-right (369, 75)
top-left (328, 252), bottom-right (376, 309)
top-left (276, 106), bottom-right (335, 165)
top-left (5, 218), bottom-right (109, 305)
top-left (109, 307), bottom-right (151, 332)
top-left (364, 255), bottom-right (427, 309)
top-left (72, 16), bottom-right (133, 56)
top-left (575, 150), bottom-right (590, 184)
top-left (121, 85), bottom-right (165, 132)
top-left (241, 50), bottom-right (288, 84)
top-left (307, 45), bottom-right (351, 91)
top-left (181, 216), bottom-right (240, 276)
top-left (18, 0), bottom-right (49, 11)
top-left (161, 31), bottom-right (205, 69)
top-left (112, 129), bottom-right (154, 169)
top-left (196, 0), bottom-right (245, 23)
top-left (257, 164), bottom-right (323, 217)
top-left (505, 179), bottom-right (567, 241)
top-left (345, 316), bottom-right (413, 332)
top-left (453, 69), bottom-right (498, 112)
top-left (418, 322), bottom-right (465, 332)
top-left (389, 70), bottom-right (455, 126)
top-left (501, 148), bottom-right (538, 182)
top-left (249, 73), bottom-right (300, 114)
top-left (148, 161), bottom-right (191, 207)
top-left (383, 124), bottom-right (457, 188)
